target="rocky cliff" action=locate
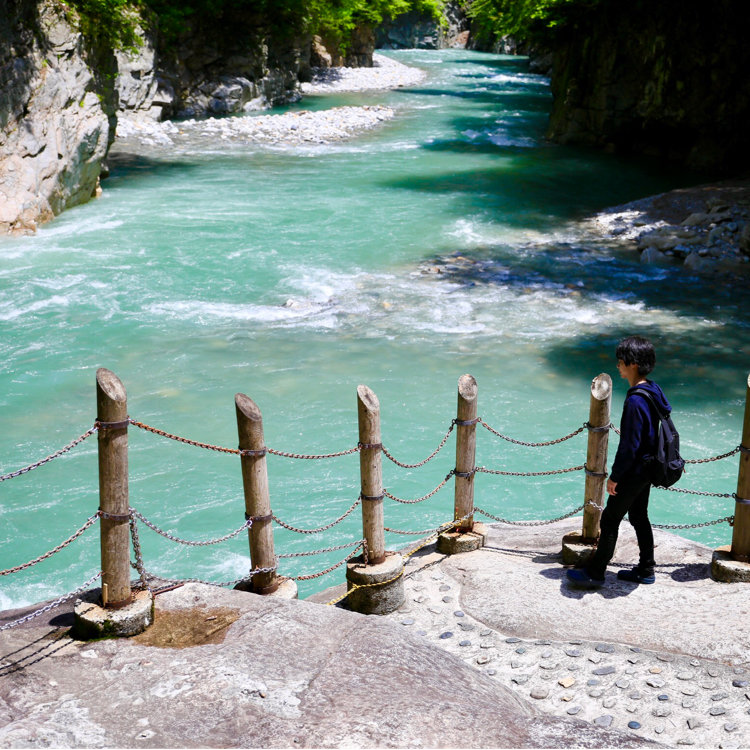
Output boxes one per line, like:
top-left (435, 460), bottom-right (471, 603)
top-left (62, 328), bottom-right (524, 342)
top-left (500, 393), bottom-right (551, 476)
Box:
top-left (115, 13), bottom-right (311, 122)
top-left (546, 0), bottom-right (750, 172)
top-left (1, 0), bottom-right (375, 234)
top-left (0, 0), bottom-right (117, 234)
top-left (376, 0), bottom-right (469, 50)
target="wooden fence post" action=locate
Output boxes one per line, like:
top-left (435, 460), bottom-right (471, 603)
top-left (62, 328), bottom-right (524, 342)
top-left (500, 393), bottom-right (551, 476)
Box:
top-left (345, 385), bottom-right (404, 614)
top-left (730, 373), bottom-right (750, 561)
top-left (562, 373), bottom-right (611, 565)
top-left (96, 367), bottom-right (131, 607)
top-left (437, 374), bottom-right (485, 555)
top-left (356, 384), bottom-right (385, 564)
top-left (235, 393), bottom-right (280, 595)
top-left (713, 374), bottom-right (750, 581)
top-left (562, 372), bottom-right (612, 565)
top-left (73, 368), bottom-right (152, 639)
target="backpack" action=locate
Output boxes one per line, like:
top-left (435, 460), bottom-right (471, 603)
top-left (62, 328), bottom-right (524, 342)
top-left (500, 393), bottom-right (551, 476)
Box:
top-left (632, 388), bottom-right (685, 488)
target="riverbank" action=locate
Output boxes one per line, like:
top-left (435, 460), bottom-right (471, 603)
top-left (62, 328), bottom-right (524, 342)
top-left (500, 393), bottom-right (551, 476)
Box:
top-left (113, 54), bottom-right (423, 152)
top-left (585, 178), bottom-right (750, 276)
top-left (2, 522), bottom-right (747, 748)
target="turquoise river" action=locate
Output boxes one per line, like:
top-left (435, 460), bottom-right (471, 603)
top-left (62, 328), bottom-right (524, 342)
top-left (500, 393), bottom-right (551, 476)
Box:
top-left (2, 50), bottom-right (749, 609)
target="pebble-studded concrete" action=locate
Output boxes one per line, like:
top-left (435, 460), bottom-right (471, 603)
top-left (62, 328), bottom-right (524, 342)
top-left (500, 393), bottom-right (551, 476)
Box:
top-left (378, 534), bottom-right (750, 749)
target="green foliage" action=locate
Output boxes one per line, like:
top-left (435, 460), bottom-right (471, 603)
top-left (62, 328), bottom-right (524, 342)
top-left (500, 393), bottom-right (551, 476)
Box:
top-left (466, 0), bottom-right (601, 44)
top-left (63, 0), bottom-right (142, 51)
top-left (61, 0), bottom-right (443, 51)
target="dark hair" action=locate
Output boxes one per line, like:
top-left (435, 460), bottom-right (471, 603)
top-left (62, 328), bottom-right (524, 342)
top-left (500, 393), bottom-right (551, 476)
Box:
top-left (616, 336), bottom-right (655, 377)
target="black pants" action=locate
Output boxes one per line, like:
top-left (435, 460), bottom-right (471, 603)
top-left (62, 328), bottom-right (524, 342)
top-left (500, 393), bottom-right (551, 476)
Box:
top-left (586, 473), bottom-right (655, 578)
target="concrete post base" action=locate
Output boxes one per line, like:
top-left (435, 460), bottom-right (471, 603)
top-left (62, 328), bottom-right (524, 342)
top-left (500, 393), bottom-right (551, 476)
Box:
top-left (711, 545), bottom-right (750, 582)
top-left (345, 552), bottom-right (405, 615)
top-left (234, 577), bottom-right (298, 599)
top-left (436, 522), bottom-right (486, 555)
top-left (73, 588), bottom-right (153, 639)
top-left (561, 531), bottom-right (597, 566)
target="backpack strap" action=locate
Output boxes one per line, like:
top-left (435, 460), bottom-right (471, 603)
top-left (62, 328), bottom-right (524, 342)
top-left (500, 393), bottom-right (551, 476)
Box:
top-left (631, 388), bottom-right (668, 420)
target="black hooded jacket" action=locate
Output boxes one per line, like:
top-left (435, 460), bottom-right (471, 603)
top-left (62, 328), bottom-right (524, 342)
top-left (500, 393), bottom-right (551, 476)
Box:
top-left (610, 380), bottom-right (672, 484)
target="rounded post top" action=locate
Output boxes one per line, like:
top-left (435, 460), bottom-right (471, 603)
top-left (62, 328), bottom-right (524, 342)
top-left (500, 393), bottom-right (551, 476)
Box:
top-left (458, 374), bottom-right (478, 402)
top-left (357, 385), bottom-right (380, 413)
top-left (746, 373), bottom-right (750, 389)
top-left (235, 393), bottom-right (262, 422)
top-left (96, 368), bottom-right (127, 403)
top-left (591, 373), bottom-right (613, 401)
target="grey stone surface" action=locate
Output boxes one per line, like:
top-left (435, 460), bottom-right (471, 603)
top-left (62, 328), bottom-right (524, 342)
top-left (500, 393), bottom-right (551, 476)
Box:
top-left (0, 583), bottom-right (651, 749)
top-left (363, 521), bottom-right (750, 749)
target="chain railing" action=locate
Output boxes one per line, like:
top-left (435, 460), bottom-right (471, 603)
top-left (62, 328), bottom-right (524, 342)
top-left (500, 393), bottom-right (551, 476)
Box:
top-left (0, 571), bottom-right (102, 632)
top-left (2, 391), bottom-right (746, 621)
top-left (0, 426), bottom-right (97, 482)
top-left (1, 512), bottom-right (100, 576)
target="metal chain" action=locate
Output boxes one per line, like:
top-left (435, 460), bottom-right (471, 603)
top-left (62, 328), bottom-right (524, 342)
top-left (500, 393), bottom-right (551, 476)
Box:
top-left (129, 515), bottom-right (151, 593)
top-left (272, 497), bottom-right (361, 534)
top-left (653, 516), bottom-right (734, 530)
top-left (134, 564), bottom-right (279, 590)
top-left (1, 513), bottom-right (100, 576)
top-left (130, 508), bottom-right (252, 546)
top-left (381, 422), bottom-right (456, 468)
top-left (129, 418), bottom-right (359, 459)
top-left (278, 540), bottom-right (364, 558)
top-left (659, 486), bottom-right (735, 498)
top-left (291, 544), bottom-right (365, 581)
top-left (474, 503), bottom-right (585, 526)
top-left (384, 472), bottom-right (453, 504)
top-left (0, 426), bottom-right (97, 482)
top-left (385, 514), bottom-right (475, 537)
top-left (128, 419), bottom-right (240, 454)
top-left (475, 464), bottom-right (585, 477)
top-left (685, 446), bottom-right (741, 464)
top-left (266, 446), bottom-right (360, 460)
top-left (324, 515), bottom-right (473, 606)
top-left (0, 571), bottom-right (102, 632)
top-left (385, 525), bottom-right (441, 535)
top-left (479, 420), bottom-right (586, 447)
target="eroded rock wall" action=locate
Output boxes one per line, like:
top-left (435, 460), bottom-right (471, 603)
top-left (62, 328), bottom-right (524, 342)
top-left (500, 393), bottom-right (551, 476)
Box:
top-left (115, 15), bottom-right (310, 121)
top-left (376, 1), bottom-right (469, 50)
top-left (547, 0), bottom-right (750, 172)
top-left (0, 0), bottom-right (117, 234)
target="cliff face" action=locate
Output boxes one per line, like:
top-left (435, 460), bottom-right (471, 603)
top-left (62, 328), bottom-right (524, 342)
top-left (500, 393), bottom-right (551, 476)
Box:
top-left (547, 0), bottom-right (750, 172)
top-left (116, 13), bottom-right (310, 122)
top-left (376, 1), bottom-right (469, 50)
top-left (0, 0), bottom-right (117, 234)
top-left (0, 0), bottom-right (362, 233)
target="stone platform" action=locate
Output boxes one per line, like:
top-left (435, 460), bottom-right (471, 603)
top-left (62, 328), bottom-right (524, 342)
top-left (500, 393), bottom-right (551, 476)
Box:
top-left (312, 521), bottom-right (750, 749)
top-left (1, 520), bottom-right (748, 748)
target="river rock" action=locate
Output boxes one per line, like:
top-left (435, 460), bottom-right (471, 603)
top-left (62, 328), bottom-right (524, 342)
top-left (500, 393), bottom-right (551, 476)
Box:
top-left (640, 247), bottom-right (674, 265)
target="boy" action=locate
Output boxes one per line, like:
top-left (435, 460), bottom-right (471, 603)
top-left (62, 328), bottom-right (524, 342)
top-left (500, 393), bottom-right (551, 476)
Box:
top-left (567, 335), bottom-right (672, 587)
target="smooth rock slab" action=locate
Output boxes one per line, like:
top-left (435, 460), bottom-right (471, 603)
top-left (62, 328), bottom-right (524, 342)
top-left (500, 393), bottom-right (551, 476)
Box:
top-left (1, 584), bottom-right (651, 749)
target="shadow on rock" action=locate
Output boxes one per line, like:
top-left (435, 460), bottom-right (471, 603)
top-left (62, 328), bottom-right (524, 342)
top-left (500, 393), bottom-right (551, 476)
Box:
top-left (668, 562), bottom-right (711, 582)
top-left (540, 567), bottom-right (638, 600)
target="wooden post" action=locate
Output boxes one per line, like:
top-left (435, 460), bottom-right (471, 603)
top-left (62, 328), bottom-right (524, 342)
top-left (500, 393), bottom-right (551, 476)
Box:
top-left (346, 384), bottom-right (404, 614)
top-left (730, 373), bottom-right (750, 561)
top-left (236, 393), bottom-right (279, 594)
top-left (454, 374), bottom-right (478, 532)
top-left (582, 373), bottom-right (612, 541)
top-left (96, 368), bottom-right (131, 608)
top-left (561, 373), bottom-right (611, 565)
top-left (357, 385), bottom-right (385, 565)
